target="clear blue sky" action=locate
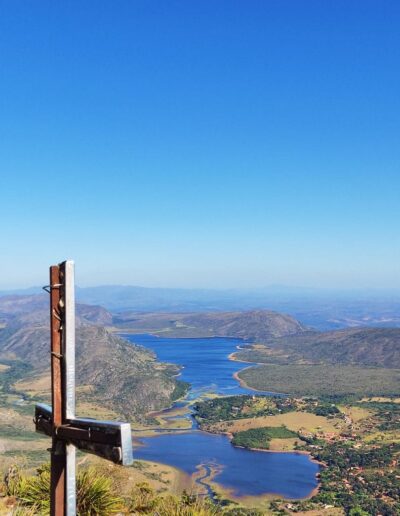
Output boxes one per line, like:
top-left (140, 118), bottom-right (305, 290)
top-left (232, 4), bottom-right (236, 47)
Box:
top-left (1, 1), bottom-right (399, 289)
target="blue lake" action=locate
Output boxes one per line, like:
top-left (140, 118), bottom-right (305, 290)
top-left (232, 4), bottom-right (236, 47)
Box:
top-left (123, 334), bottom-right (319, 499)
top-left (135, 432), bottom-right (319, 499)
top-left (124, 334), bottom-right (275, 397)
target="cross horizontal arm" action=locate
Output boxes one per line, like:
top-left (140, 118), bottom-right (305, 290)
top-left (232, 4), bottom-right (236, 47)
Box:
top-left (35, 404), bottom-right (133, 466)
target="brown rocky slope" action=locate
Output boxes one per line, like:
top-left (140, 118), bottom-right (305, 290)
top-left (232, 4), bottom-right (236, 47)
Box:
top-left (0, 297), bottom-right (182, 421)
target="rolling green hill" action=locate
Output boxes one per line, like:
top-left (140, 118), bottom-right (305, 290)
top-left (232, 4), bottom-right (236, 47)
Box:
top-left (234, 327), bottom-right (400, 397)
top-left (235, 327), bottom-right (400, 369)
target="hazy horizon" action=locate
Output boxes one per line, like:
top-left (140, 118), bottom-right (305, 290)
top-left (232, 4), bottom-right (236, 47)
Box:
top-left (2, 281), bottom-right (400, 297)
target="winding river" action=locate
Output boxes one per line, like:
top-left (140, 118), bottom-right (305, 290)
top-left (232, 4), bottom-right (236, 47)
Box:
top-left (123, 334), bottom-right (319, 500)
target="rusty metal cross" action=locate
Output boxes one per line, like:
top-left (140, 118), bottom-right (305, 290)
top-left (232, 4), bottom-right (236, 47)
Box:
top-left (34, 260), bottom-right (133, 516)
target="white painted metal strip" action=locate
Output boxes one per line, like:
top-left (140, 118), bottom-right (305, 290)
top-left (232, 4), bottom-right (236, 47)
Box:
top-left (66, 444), bottom-right (76, 515)
top-left (64, 260), bottom-right (76, 515)
top-left (64, 260), bottom-right (76, 420)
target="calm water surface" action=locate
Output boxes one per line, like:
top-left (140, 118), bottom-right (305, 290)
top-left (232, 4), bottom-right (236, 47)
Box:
top-left (123, 334), bottom-right (319, 499)
top-left (124, 334), bottom-right (275, 397)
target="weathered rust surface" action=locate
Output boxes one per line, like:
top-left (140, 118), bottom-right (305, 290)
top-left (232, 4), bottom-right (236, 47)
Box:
top-left (50, 265), bottom-right (66, 516)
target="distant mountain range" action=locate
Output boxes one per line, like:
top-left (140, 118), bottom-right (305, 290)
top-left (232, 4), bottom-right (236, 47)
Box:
top-left (114, 310), bottom-right (306, 340)
top-left (0, 294), bottom-right (112, 326)
top-left (2, 284), bottom-right (400, 330)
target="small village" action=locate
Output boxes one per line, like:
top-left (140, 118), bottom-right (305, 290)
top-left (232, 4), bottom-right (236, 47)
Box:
top-left (194, 393), bottom-right (400, 514)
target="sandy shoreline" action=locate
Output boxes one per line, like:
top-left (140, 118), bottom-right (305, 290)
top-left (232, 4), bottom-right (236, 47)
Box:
top-left (228, 350), bottom-right (254, 364)
top-left (233, 368), bottom-right (252, 388)
top-left (232, 368), bottom-right (274, 394)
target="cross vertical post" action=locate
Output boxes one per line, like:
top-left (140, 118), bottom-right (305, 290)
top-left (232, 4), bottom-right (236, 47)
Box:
top-left (49, 264), bottom-right (66, 515)
top-left (35, 260), bottom-right (133, 516)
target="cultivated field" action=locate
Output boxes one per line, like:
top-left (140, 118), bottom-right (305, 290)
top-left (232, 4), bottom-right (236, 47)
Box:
top-left (210, 411), bottom-right (343, 435)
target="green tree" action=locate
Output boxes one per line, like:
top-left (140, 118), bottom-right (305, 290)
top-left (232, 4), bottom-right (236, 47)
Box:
top-left (349, 508), bottom-right (370, 516)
